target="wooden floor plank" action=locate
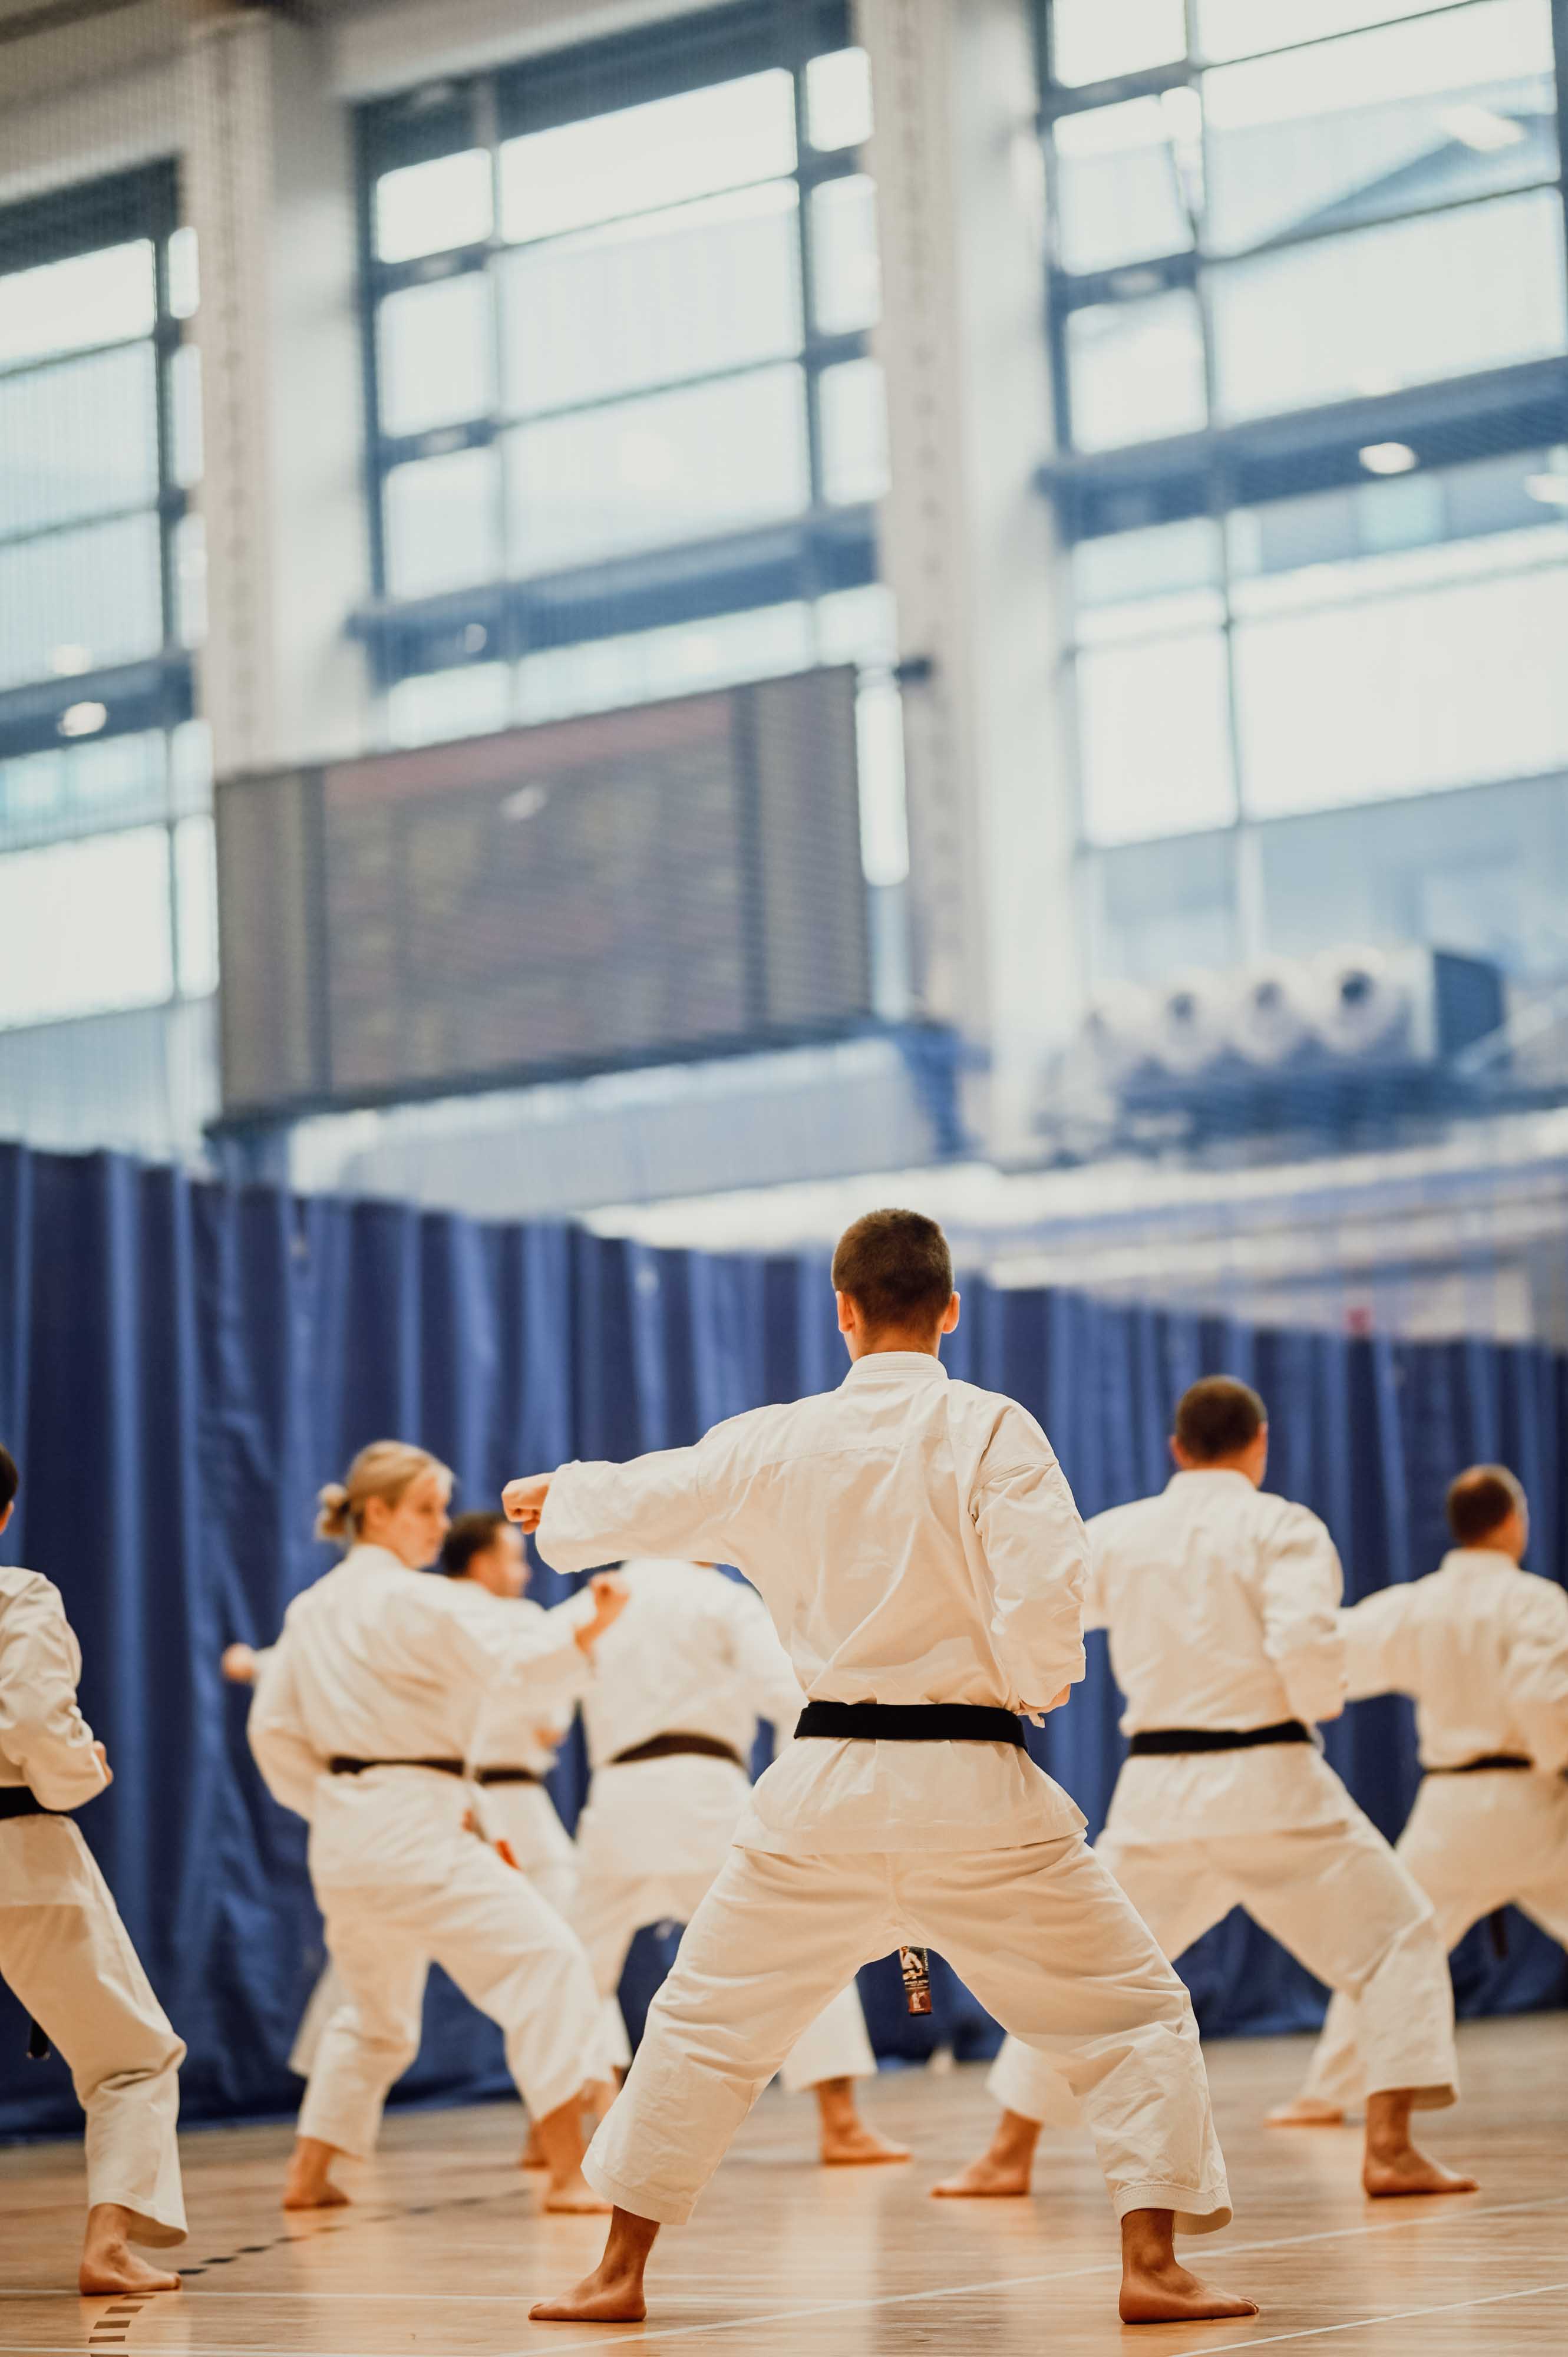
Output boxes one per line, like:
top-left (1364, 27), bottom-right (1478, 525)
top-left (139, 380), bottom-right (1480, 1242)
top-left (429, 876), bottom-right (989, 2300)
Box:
top-left (2, 2014), bottom-right (1564, 2354)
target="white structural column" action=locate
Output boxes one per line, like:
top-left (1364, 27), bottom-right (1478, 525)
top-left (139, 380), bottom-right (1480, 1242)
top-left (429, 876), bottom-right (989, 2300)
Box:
top-left (186, 4), bottom-right (372, 782)
top-left (857, 0), bottom-right (1079, 1158)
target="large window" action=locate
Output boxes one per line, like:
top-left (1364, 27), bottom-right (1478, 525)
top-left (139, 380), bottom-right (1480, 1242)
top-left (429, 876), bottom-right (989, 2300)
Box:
top-left (0, 164), bottom-right (212, 1031)
top-left (355, 0), bottom-right (891, 741)
top-left (1038, 0), bottom-right (1568, 902)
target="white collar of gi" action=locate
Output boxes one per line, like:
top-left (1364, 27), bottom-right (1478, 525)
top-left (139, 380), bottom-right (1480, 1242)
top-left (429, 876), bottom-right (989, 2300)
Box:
top-left (1439, 1547), bottom-right (1520, 1574)
top-left (1166, 1467), bottom-right (1256, 1489)
top-left (345, 1541), bottom-right (409, 1572)
top-left (841, 1350), bottom-right (949, 1385)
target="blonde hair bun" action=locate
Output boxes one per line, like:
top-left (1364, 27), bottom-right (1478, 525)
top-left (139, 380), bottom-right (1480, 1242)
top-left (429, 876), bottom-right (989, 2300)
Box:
top-left (314, 1442), bottom-right (450, 1549)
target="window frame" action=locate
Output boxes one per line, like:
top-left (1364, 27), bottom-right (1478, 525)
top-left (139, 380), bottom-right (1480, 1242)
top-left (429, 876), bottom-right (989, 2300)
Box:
top-left (351, 0), bottom-right (882, 702)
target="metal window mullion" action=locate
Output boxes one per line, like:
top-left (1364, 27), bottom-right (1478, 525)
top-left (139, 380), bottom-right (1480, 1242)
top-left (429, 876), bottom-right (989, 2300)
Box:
top-left (475, 71), bottom-right (515, 686)
top-left (354, 104), bottom-right (391, 616)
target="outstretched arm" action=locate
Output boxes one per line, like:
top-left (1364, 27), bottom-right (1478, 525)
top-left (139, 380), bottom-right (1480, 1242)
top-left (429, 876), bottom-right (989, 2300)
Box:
top-left (509, 1442), bottom-right (731, 1575)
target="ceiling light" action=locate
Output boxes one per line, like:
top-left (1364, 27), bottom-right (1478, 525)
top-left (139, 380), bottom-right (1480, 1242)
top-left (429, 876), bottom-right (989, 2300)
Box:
top-left (1438, 104), bottom-right (1527, 153)
top-left (1359, 442), bottom-right (1418, 476)
top-left (58, 701), bottom-right (108, 738)
top-left (1524, 472), bottom-right (1568, 506)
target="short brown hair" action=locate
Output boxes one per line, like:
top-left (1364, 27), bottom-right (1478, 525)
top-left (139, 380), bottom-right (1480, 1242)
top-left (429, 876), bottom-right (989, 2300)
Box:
top-left (831, 1208), bottom-right (954, 1333)
top-left (1174, 1376), bottom-right (1266, 1463)
top-left (441, 1510), bottom-right (510, 1577)
top-left (0, 1444), bottom-right (16, 1515)
top-left (1446, 1464), bottom-right (1525, 1547)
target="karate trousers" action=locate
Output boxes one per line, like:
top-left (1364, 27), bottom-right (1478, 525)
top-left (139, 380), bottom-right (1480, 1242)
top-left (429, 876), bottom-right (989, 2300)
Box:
top-left (583, 1834), bottom-right (1230, 2231)
top-left (989, 1813), bottom-right (1457, 2130)
top-left (290, 1787), bottom-right (582, 2082)
top-left (298, 1831), bottom-right (603, 2158)
top-left (1299, 1770), bottom-right (1568, 2111)
top-left (573, 1755), bottom-right (876, 2092)
top-left (0, 1818), bottom-right (186, 2244)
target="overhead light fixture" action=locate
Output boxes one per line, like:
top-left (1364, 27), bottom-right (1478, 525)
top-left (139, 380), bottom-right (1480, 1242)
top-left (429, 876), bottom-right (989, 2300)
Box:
top-left (1438, 104), bottom-right (1526, 153)
top-left (58, 701), bottom-right (108, 738)
top-left (1359, 441), bottom-right (1418, 476)
top-left (1524, 471), bottom-right (1568, 506)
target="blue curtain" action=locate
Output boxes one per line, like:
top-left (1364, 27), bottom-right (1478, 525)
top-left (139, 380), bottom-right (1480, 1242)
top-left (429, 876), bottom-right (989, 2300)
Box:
top-left (2, 1139), bottom-right (1564, 2137)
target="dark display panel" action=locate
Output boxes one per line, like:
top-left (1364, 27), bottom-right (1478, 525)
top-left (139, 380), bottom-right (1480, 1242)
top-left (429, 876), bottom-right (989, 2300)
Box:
top-left (216, 666), bottom-right (869, 1120)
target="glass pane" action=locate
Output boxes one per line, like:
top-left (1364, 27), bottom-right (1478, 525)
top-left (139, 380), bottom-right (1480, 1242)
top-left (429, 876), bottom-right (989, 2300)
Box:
top-left (174, 511), bottom-right (207, 649)
top-left (0, 343), bottom-right (158, 537)
top-left (516, 603), bottom-right (813, 724)
top-left (501, 184), bottom-right (801, 416)
top-left (810, 174), bottom-right (880, 333)
top-left (387, 662), bottom-right (511, 747)
top-left (375, 150), bottom-right (493, 263)
top-left (1203, 1), bottom-right (1557, 258)
top-left (167, 225), bottom-right (199, 321)
top-left (1212, 188), bottom-right (1567, 420)
top-left (174, 812), bottom-right (219, 998)
top-left (377, 271), bottom-right (494, 438)
top-left (505, 364), bottom-right (810, 572)
top-left (1236, 549), bottom-right (1568, 814)
top-left (1078, 630), bottom-right (1236, 843)
top-left (0, 730), bottom-right (167, 853)
top-left (168, 342), bottom-right (203, 489)
top-left (1053, 94), bottom-right (1199, 275)
top-left (1065, 287), bottom-right (1207, 450)
top-left (819, 357), bottom-right (890, 506)
top-left (1074, 517), bottom-right (1226, 640)
top-left (0, 823), bottom-right (172, 1029)
top-left (0, 241), bottom-right (155, 369)
top-left (0, 512), bottom-right (163, 692)
top-left (856, 674), bottom-right (909, 886)
top-left (808, 48), bottom-right (874, 151)
top-left (1199, 0), bottom-right (1470, 64)
top-left (1051, 0), bottom-right (1187, 87)
top-left (382, 445), bottom-right (502, 596)
top-left (500, 71), bottom-right (796, 245)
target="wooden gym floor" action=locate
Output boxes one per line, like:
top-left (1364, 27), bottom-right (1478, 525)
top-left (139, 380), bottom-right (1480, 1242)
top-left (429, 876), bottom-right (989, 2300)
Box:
top-left (2, 2013), bottom-right (1566, 2355)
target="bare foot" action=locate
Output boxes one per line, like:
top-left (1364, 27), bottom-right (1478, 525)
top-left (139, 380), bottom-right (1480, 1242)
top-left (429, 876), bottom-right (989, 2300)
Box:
top-left (282, 2137), bottom-right (351, 2211)
top-left (80, 2245), bottom-right (182, 2296)
top-left (1120, 2259), bottom-right (1260, 2325)
top-left (1267, 2095), bottom-right (1346, 2126)
top-left (542, 2176), bottom-right (613, 2214)
top-left (529, 2267), bottom-right (646, 2322)
top-left (1364, 2147), bottom-right (1478, 2198)
top-left (930, 2153), bottom-right (1031, 2197)
top-left (821, 2119), bottom-right (911, 2167)
top-left (520, 2122), bottom-right (549, 2170)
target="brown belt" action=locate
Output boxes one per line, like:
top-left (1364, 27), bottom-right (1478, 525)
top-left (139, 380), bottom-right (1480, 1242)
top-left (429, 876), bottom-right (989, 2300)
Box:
top-left (328, 1757), bottom-right (466, 1777)
top-left (1425, 1754), bottom-right (1532, 1774)
top-left (608, 1732), bottom-right (747, 1771)
top-left (473, 1767), bottom-right (544, 1787)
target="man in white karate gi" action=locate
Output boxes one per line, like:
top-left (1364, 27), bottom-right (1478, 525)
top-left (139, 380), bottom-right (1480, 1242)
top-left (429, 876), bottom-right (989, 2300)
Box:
top-left (0, 1443), bottom-right (187, 2294)
top-left (939, 1376), bottom-right (1475, 2209)
top-left (246, 1443), bottom-right (625, 2214)
top-left (1275, 1463), bottom-right (1568, 2124)
top-left (507, 1211), bottom-right (1256, 2329)
top-left (570, 1553), bottom-right (906, 2167)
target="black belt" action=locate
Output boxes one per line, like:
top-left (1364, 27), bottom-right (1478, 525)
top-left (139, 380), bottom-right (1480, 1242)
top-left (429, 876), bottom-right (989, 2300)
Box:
top-left (328, 1756), bottom-right (466, 1777)
top-left (795, 1701), bottom-right (1025, 1748)
top-left (609, 1732), bottom-right (748, 1771)
top-left (1128, 1720), bottom-right (1312, 1756)
top-left (473, 1767), bottom-right (543, 1787)
top-left (0, 1790), bottom-right (58, 2056)
top-left (0, 1788), bottom-right (51, 1820)
top-left (1427, 1753), bottom-right (1532, 1774)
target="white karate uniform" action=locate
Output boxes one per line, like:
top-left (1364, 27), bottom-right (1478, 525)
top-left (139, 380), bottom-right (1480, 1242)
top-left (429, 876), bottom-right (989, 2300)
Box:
top-left (467, 1599), bottom-right (579, 1922)
top-left (987, 1471), bottom-right (1458, 2131)
top-left (247, 1546), bottom-right (604, 2155)
top-left (0, 1566), bottom-right (186, 2244)
top-left (537, 1349), bottom-right (1232, 2232)
top-left (1297, 1547), bottom-right (1568, 2111)
top-left (571, 1557), bottom-right (876, 2092)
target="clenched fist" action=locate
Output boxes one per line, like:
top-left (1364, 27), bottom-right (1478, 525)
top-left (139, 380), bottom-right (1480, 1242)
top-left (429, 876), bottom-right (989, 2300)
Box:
top-left (502, 1473), bottom-right (552, 1530)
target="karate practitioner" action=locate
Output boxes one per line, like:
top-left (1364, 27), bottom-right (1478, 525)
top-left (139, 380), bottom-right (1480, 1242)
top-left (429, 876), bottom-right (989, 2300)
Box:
top-left (940, 1377), bottom-right (1475, 2209)
top-left (0, 1442), bottom-right (187, 2294)
top-left (1276, 1464), bottom-right (1568, 2124)
top-left (509, 1210), bottom-right (1256, 2329)
top-left (247, 1440), bottom-right (625, 2214)
top-left (570, 1553), bottom-right (906, 2167)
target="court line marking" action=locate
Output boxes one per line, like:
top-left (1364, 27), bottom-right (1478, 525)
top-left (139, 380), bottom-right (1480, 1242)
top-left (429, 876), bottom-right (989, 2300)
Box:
top-left (0, 2188), bottom-right (1564, 2355)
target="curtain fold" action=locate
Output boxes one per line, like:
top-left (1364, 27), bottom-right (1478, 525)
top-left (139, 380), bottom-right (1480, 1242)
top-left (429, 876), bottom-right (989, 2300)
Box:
top-left (2, 1137), bottom-right (1563, 2136)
